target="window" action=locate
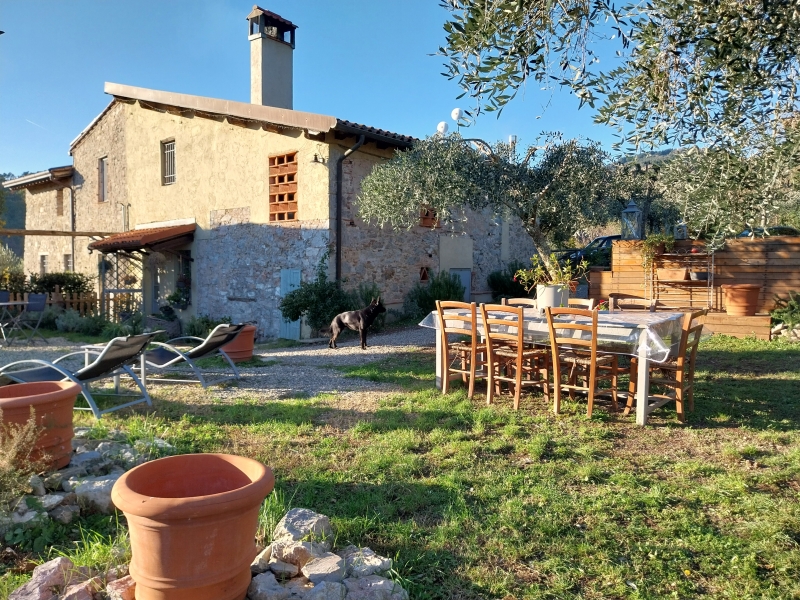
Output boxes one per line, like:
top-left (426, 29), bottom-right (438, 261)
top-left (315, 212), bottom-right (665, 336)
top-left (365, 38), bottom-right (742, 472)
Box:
top-left (98, 157), bottom-right (108, 202)
top-left (39, 255), bottom-right (48, 276)
top-left (419, 207), bottom-right (440, 228)
top-left (268, 152), bottom-right (298, 222)
top-left (64, 254), bottom-right (73, 272)
top-left (56, 188), bottom-right (64, 216)
top-left (161, 140), bottom-right (176, 185)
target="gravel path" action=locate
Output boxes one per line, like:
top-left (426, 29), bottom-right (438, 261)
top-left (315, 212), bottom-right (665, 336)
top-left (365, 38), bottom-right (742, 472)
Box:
top-left (0, 326), bottom-right (437, 403)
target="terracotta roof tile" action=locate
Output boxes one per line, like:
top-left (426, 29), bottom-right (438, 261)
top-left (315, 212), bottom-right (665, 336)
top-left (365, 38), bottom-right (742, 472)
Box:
top-left (89, 224), bottom-right (196, 252)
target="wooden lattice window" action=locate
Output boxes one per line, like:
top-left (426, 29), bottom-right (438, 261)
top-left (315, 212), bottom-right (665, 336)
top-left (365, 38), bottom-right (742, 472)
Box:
top-left (268, 152), bottom-right (298, 222)
top-left (419, 206), bottom-right (440, 228)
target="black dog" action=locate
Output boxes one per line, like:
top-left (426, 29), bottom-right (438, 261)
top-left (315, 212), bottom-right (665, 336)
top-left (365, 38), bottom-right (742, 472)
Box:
top-left (326, 297), bottom-right (386, 349)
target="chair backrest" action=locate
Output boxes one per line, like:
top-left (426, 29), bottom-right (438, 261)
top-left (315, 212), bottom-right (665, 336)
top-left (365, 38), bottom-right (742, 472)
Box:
top-left (75, 332), bottom-right (159, 381)
top-left (676, 308), bottom-right (708, 368)
top-left (501, 297), bottom-right (537, 309)
top-left (0, 291), bottom-right (9, 303)
top-left (568, 298), bottom-right (596, 310)
top-left (609, 294), bottom-right (655, 312)
top-left (435, 301), bottom-right (478, 353)
top-left (480, 303), bottom-right (525, 350)
top-left (186, 323), bottom-right (247, 359)
top-left (545, 307), bottom-right (598, 359)
top-left (26, 293), bottom-right (47, 312)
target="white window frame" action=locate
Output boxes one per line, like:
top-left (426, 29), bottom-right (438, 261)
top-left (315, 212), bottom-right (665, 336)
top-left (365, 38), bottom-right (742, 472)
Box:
top-left (39, 254), bottom-right (49, 276)
top-left (64, 254), bottom-right (73, 272)
top-left (161, 139), bottom-right (176, 185)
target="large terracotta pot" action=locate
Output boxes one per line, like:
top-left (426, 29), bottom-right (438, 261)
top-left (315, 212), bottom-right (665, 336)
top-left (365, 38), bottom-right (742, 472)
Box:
top-left (722, 284), bottom-right (762, 316)
top-left (112, 453), bottom-right (274, 600)
top-left (0, 382), bottom-right (80, 470)
top-left (221, 324), bottom-right (257, 363)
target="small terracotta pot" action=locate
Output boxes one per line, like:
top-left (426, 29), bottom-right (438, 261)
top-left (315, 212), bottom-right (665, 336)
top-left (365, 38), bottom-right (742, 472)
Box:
top-left (722, 284), bottom-right (762, 316)
top-left (657, 268), bottom-right (688, 281)
top-left (112, 454), bottom-right (274, 600)
top-left (0, 382), bottom-right (80, 470)
top-left (221, 324), bottom-right (257, 363)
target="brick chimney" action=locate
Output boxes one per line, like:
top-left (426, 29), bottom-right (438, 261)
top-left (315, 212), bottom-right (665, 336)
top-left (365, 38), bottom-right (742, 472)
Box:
top-left (247, 6), bottom-right (296, 109)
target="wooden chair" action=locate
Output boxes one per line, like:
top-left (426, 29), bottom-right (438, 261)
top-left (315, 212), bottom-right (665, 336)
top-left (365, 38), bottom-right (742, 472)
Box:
top-left (435, 300), bottom-right (486, 399)
top-left (625, 308), bottom-right (707, 423)
top-left (480, 303), bottom-right (550, 409)
top-left (545, 307), bottom-right (619, 417)
top-left (609, 294), bottom-right (655, 311)
top-left (568, 298), bottom-right (596, 309)
top-left (501, 297), bottom-right (538, 309)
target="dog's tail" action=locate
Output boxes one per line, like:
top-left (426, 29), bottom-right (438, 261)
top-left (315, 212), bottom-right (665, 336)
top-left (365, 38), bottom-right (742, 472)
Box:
top-left (319, 326), bottom-right (332, 337)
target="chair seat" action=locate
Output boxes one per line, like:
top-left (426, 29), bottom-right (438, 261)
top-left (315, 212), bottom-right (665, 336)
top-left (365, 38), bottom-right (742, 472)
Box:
top-left (0, 366), bottom-right (65, 383)
top-left (493, 346), bottom-right (549, 359)
top-left (559, 351), bottom-right (615, 366)
top-left (144, 346), bottom-right (182, 367)
top-left (451, 341), bottom-right (486, 353)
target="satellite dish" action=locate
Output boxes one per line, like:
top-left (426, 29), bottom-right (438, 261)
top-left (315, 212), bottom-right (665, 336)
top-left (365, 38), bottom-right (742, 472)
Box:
top-left (451, 108), bottom-right (463, 121)
top-left (437, 121), bottom-right (449, 134)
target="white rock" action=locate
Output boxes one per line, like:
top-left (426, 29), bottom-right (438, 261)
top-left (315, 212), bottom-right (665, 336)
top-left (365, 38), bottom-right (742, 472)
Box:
top-left (301, 552), bottom-right (345, 584)
top-left (61, 577), bottom-right (100, 600)
top-left (69, 451), bottom-right (103, 468)
top-left (269, 557), bottom-right (299, 578)
top-left (73, 427), bottom-right (91, 439)
top-left (9, 556), bottom-right (74, 600)
top-left (283, 576), bottom-right (314, 598)
top-left (305, 581), bottom-right (346, 600)
top-left (272, 540), bottom-right (327, 568)
top-left (11, 511), bottom-right (46, 526)
top-left (247, 571), bottom-right (290, 600)
top-left (338, 546), bottom-right (393, 578)
top-left (49, 504), bottom-right (81, 524)
top-left (105, 575), bottom-right (135, 600)
top-left (251, 544), bottom-right (273, 574)
top-left (75, 474), bottom-right (121, 514)
top-left (273, 508), bottom-right (333, 545)
top-left (343, 575), bottom-right (409, 600)
top-left (39, 494), bottom-right (66, 511)
top-left (28, 475), bottom-right (46, 496)
top-left (771, 323), bottom-right (785, 334)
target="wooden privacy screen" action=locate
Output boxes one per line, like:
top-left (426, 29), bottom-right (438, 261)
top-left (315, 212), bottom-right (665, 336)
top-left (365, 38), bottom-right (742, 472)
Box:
top-left (589, 238), bottom-right (800, 314)
top-left (268, 152), bottom-right (298, 222)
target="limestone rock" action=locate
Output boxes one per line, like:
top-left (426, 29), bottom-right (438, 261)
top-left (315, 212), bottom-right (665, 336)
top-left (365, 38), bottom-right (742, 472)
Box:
top-left (69, 451), bottom-right (102, 469)
top-left (283, 576), bottom-right (314, 598)
top-left (104, 565), bottom-right (129, 583)
top-left (49, 504), bottom-right (81, 524)
top-left (251, 544), bottom-right (273, 574)
top-left (28, 475), bottom-right (46, 496)
top-left (42, 472), bottom-right (63, 491)
top-left (75, 474), bottom-right (121, 514)
top-left (105, 575), bottom-right (135, 600)
top-left (272, 540), bottom-right (327, 568)
top-left (9, 556), bottom-right (74, 600)
top-left (338, 546), bottom-right (393, 578)
top-left (61, 577), bottom-right (100, 600)
top-left (269, 558), bottom-right (299, 579)
top-left (247, 571), bottom-right (290, 600)
top-left (11, 510), bottom-right (48, 528)
top-left (343, 576), bottom-right (409, 600)
top-left (305, 581), bottom-right (346, 600)
top-left (39, 494), bottom-right (65, 512)
top-left (73, 427), bottom-right (92, 439)
top-left (273, 508), bottom-right (333, 546)
top-left (301, 552), bottom-right (345, 585)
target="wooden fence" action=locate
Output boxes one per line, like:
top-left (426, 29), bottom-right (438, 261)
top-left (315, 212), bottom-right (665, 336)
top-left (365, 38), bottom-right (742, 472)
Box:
top-left (6, 288), bottom-right (99, 316)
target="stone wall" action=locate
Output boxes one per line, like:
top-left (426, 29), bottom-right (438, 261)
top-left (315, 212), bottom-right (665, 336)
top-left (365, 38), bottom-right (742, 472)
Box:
top-left (22, 185), bottom-right (74, 275)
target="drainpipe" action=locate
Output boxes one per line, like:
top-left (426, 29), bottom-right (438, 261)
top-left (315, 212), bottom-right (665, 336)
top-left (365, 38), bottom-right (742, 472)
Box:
top-left (335, 134), bottom-right (365, 283)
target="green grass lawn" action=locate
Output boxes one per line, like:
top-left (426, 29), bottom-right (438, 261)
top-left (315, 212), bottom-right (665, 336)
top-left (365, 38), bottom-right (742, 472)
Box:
top-left (2, 336), bottom-right (799, 599)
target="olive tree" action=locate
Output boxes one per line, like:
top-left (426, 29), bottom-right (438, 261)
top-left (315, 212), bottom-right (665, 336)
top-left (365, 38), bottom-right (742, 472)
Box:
top-left (357, 133), bottom-right (620, 275)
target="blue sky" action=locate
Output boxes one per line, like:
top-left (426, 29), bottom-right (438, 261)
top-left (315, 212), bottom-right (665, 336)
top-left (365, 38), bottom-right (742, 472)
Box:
top-left (0, 0), bottom-right (623, 176)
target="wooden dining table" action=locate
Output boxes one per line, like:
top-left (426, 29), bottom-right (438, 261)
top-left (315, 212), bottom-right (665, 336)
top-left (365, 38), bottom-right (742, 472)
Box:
top-left (419, 307), bottom-right (689, 425)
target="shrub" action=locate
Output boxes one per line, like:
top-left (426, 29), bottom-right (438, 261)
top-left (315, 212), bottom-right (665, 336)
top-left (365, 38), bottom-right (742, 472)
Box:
top-left (487, 260), bottom-right (528, 301)
top-left (39, 307), bottom-right (62, 330)
top-left (56, 309), bottom-right (107, 336)
top-left (403, 270), bottom-right (465, 320)
top-left (0, 407), bottom-right (48, 509)
top-left (279, 254), bottom-right (352, 332)
top-left (1, 270), bottom-right (26, 293)
top-left (55, 309), bottom-right (84, 333)
top-left (771, 291), bottom-right (800, 328)
top-left (184, 315), bottom-right (231, 338)
top-left (27, 272), bottom-right (95, 294)
top-left (0, 244), bottom-right (22, 275)
top-left (101, 322), bottom-right (132, 339)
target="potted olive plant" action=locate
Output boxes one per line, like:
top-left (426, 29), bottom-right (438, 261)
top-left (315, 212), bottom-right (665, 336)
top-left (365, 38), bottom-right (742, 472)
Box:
top-left (515, 254), bottom-right (588, 309)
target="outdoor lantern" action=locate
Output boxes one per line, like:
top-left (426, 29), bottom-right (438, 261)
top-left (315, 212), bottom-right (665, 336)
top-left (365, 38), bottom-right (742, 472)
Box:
top-left (621, 200), bottom-right (643, 240)
top-left (674, 220), bottom-right (688, 240)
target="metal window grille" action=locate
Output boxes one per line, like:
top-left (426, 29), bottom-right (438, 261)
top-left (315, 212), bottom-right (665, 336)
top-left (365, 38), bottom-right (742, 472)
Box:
top-left (98, 157), bottom-right (108, 202)
top-left (64, 254), bottom-right (73, 272)
top-left (162, 141), bottom-right (176, 185)
top-left (39, 255), bottom-right (48, 276)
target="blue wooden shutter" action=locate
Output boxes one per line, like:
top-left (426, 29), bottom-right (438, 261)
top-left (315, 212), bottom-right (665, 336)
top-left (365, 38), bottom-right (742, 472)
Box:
top-left (279, 269), bottom-right (301, 340)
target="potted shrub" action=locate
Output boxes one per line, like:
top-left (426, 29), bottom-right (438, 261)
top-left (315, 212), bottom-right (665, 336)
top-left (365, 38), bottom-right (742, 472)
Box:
top-left (515, 254), bottom-right (588, 309)
top-left (0, 382), bottom-right (81, 470)
top-left (112, 454), bottom-right (274, 600)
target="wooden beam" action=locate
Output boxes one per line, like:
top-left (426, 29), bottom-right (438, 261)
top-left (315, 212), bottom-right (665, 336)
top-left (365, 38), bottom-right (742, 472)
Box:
top-left (0, 229), bottom-right (116, 237)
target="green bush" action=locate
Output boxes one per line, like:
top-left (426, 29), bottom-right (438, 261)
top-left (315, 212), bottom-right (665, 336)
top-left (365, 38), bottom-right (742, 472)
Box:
top-left (101, 322), bottom-right (132, 339)
top-left (771, 291), bottom-right (800, 328)
top-left (39, 307), bottom-right (62, 330)
top-left (27, 272), bottom-right (95, 294)
top-left (1, 270), bottom-right (26, 293)
top-left (56, 310), bottom-right (107, 336)
top-left (0, 244), bottom-right (22, 275)
top-left (184, 315), bottom-right (231, 338)
top-left (279, 254), bottom-right (352, 332)
top-left (403, 271), bottom-right (466, 320)
top-left (487, 260), bottom-right (528, 301)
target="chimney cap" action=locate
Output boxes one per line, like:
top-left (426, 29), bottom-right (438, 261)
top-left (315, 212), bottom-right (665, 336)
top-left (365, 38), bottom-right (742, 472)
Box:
top-left (246, 5), bottom-right (298, 30)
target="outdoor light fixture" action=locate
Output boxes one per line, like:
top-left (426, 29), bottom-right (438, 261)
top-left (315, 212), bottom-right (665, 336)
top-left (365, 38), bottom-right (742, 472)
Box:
top-left (311, 153), bottom-right (325, 164)
top-left (621, 200), bottom-right (643, 240)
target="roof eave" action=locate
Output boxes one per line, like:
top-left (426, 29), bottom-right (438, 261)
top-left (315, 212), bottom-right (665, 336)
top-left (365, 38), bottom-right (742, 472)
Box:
top-left (2, 166), bottom-right (74, 191)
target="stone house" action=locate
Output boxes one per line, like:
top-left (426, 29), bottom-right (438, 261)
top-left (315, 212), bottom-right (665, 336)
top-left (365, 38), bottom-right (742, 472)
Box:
top-left (3, 6), bottom-right (535, 339)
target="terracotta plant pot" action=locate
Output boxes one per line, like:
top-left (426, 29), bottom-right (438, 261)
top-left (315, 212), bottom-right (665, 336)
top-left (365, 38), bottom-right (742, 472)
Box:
top-left (722, 284), bottom-right (762, 316)
top-left (0, 382), bottom-right (80, 470)
top-left (657, 268), bottom-right (688, 281)
top-left (112, 454), bottom-right (274, 600)
top-left (222, 324), bottom-right (257, 363)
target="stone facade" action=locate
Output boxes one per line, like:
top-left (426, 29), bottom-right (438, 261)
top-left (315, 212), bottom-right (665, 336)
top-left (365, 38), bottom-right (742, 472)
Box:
top-left (22, 184), bottom-right (73, 275)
